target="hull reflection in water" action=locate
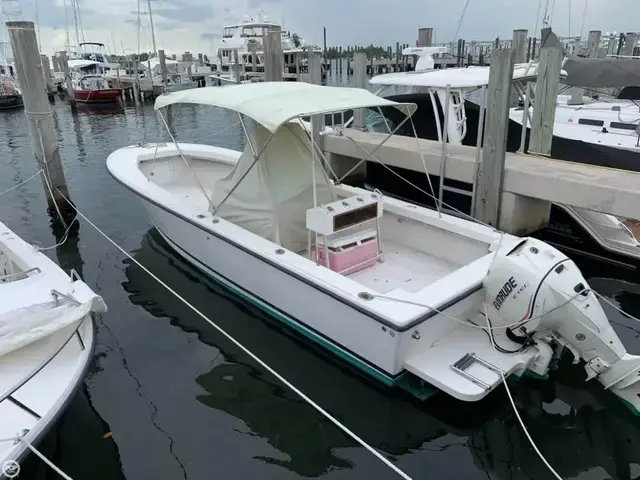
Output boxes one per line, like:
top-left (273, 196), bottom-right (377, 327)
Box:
top-left (122, 229), bottom-right (640, 479)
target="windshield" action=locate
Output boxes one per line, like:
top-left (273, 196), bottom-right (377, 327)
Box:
top-left (365, 108), bottom-right (397, 133)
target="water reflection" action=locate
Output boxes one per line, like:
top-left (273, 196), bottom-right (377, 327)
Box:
top-left (122, 228), bottom-right (640, 479)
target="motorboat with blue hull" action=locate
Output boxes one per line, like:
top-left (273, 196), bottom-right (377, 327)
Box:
top-left (0, 220), bottom-right (107, 473)
top-left (107, 82), bottom-right (640, 413)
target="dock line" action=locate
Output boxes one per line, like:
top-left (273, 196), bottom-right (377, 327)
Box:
top-left (0, 432), bottom-right (74, 479)
top-left (54, 189), bottom-right (414, 480)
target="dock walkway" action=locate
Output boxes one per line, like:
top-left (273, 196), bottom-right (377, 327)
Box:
top-left (324, 130), bottom-right (640, 221)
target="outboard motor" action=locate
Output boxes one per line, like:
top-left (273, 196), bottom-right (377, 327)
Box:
top-left (484, 237), bottom-right (640, 414)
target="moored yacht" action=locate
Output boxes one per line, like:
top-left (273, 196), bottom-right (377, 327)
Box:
top-left (0, 55), bottom-right (22, 110)
top-left (65, 43), bottom-right (121, 104)
top-left (211, 12), bottom-right (322, 84)
top-left (107, 82), bottom-right (640, 413)
top-left (0, 220), bottom-right (106, 469)
top-left (366, 57), bottom-right (640, 276)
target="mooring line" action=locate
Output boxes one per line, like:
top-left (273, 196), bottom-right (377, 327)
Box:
top-left (56, 191), bottom-right (413, 480)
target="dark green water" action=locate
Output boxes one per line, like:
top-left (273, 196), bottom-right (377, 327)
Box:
top-left (2, 78), bottom-right (640, 480)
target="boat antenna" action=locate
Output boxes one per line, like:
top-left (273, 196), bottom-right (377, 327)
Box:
top-left (534, 0), bottom-right (542, 36)
top-left (579, 0), bottom-right (589, 39)
top-left (147, 0), bottom-right (157, 56)
top-left (34, 0), bottom-right (41, 52)
top-left (452, 0), bottom-right (471, 45)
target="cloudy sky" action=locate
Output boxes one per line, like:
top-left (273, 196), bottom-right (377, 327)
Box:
top-left (2, 0), bottom-right (639, 57)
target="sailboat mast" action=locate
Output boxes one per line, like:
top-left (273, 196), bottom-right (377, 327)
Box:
top-left (63, 0), bottom-right (71, 52)
top-left (71, 0), bottom-right (81, 52)
top-left (76, 0), bottom-right (86, 44)
top-left (147, 0), bottom-right (157, 55)
top-left (136, 0), bottom-right (141, 58)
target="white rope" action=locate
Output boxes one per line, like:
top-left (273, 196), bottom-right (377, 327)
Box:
top-left (370, 280), bottom-right (589, 331)
top-left (344, 135), bottom-right (495, 229)
top-left (55, 194), bottom-right (413, 480)
top-left (22, 437), bottom-right (74, 480)
top-left (407, 107), bottom-right (440, 217)
top-left (0, 434), bottom-right (73, 479)
top-left (370, 232), bottom-right (564, 479)
top-left (0, 169), bottom-right (43, 197)
top-left (594, 290), bottom-right (640, 325)
top-left (27, 115), bottom-right (69, 230)
top-left (34, 215), bottom-right (77, 252)
top-left (482, 303), bottom-right (563, 480)
top-left (482, 231), bottom-right (563, 479)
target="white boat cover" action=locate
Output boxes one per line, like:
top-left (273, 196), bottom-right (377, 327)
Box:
top-left (0, 300), bottom-right (91, 356)
top-left (211, 121), bottom-right (334, 252)
top-left (370, 63), bottom-right (567, 89)
top-left (154, 82), bottom-right (417, 132)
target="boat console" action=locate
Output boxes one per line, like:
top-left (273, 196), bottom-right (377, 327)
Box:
top-left (305, 193), bottom-right (383, 275)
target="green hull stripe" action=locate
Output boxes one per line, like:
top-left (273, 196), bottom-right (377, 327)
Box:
top-left (213, 273), bottom-right (396, 385)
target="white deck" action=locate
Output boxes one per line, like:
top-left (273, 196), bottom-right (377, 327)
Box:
top-left (155, 161), bottom-right (459, 296)
top-left (349, 241), bottom-right (455, 294)
top-left (404, 316), bottom-right (536, 401)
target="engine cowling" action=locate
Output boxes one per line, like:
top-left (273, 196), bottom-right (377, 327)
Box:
top-left (483, 237), bottom-right (640, 415)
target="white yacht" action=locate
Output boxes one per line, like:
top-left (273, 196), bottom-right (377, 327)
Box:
top-left (107, 82), bottom-right (640, 413)
top-left (510, 55), bottom-right (640, 172)
top-left (366, 54), bottom-right (640, 274)
top-left (211, 12), bottom-right (321, 84)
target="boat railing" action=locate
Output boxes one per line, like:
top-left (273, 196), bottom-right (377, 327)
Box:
top-left (0, 296), bottom-right (87, 420)
top-left (0, 266), bottom-right (41, 283)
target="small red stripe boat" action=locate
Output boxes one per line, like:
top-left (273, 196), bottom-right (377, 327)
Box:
top-left (72, 74), bottom-right (121, 104)
top-left (74, 87), bottom-right (121, 104)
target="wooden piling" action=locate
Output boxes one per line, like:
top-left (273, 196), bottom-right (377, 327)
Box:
top-left (51, 55), bottom-right (60, 73)
top-left (308, 51), bottom-right (324, 150)
top-left (232, 49), bottom-right (241, 83)
top-left (512, 29), bottom-right (527, 63)
top-left (531, 37), bottom-right (537, 60)
top-left (40, 54), bottom-right (52, 95)
top-left (263, 28), bottom-right (283, 82)
top-left (7, 21), bottom-right (73, 224)
top-left (352, 52), bottom-right (367, 129)
top-left (587, 30), bottom-right (601, 58)
top-left (473, 48), bottom-right (515, 227)
top-left (622, 32), bottom-right (637, 57)
top-left (58, 51), bottom-right (75, 104)
top-left (158, 49), bottom-right (169, 92)
top-left (528, 29), bottom-right (563, 156)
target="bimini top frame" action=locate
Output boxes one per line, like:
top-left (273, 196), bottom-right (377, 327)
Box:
top-left (154, 81), bottom-right (418, 133)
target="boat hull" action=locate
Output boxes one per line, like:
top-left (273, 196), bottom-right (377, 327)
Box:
top-left (0, 94), bottom-right (23, 110)
top-left (0, 315), bottom-right (95, 470)
top-left (142, 199), bottom-right (406, 384)
top-left (74, 88), bottom-right (121, 104)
